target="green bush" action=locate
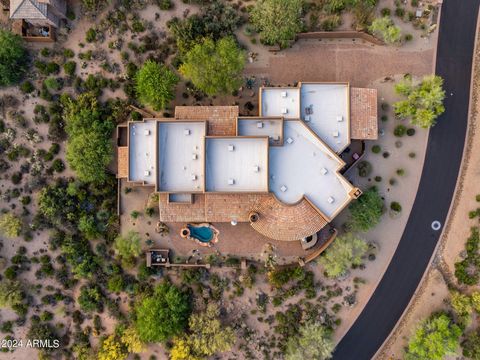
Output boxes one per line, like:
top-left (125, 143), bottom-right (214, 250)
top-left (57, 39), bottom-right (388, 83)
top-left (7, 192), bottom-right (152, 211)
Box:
top-left (381, 8), bottom-right (391, 16)
top-left (63, 49), bottom-right (75, 58)
top-left (394, 124), bottom-right (407, 137)
top-left (348, 186), bottom-right (384, 232)
top-left (44, 77), bottom-right (61, 91)
top-left (396, 168), bottom-right (405, 176)
top-left (390, 201), bottom-right (402, 212)
top-left (63, 61), bottom-right (76, 76)
top-left (405, 33), bottom-right (413, 41)
top-left (357, 161), bottom-right (372, 177)
top-left (157, 0), bottom-right (172, 9)
top-left (85, 28), bottom-right (97, 43)
top-left (407, 128), bottom-right (416, 136)
top-left (394, 7), bottom-right (405, 18)
top-left (372, 145), bottom-right (381, 154)
top-left (20, 81), bottom-right (35, 93)
top-left (0, 30), bottom-right (28, 86)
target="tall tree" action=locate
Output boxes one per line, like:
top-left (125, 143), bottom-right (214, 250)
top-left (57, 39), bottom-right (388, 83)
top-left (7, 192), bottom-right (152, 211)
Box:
top-left (180, 37), bottom-right (245, 96)
top-left (114, 231), bottom-right (142, 268)
top-left (250, 0), bottom-right (304, 48)
top-left (319, 233), bottom-right (368, 278)
top-left (285, 322), bottom-right (335, 360)
top-left (394, 75), bottom-right (446, 128)
top-left (405, 312), bottom-right (461, 360)
top-left (347, 186), bottom-right (384, 232)
top-left (170, 304), bottom-right (236, 360)
top-left (0, 213), bottom-right (22, 238)
top-left (0, 30), bottom-right (27, 86)
top-left (135, 60), bottom-right (178, 111)
top-left (135, 281), bottom-right (191, 343)
top-left (0, 280), bottom-right (23, 308)
top-left (63, 92), bottom-right (114, 183)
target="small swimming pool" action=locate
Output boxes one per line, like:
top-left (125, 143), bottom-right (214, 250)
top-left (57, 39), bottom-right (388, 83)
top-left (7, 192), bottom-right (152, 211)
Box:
top-left (187, 225), bottom-right (214, 243)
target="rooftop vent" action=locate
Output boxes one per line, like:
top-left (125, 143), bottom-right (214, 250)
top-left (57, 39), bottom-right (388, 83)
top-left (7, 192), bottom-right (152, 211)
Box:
top-left (281, 107), bottom-right (288, 114)
top-left (286, 137), bottom-right (294, 144)
top-left (281, 91), bottom-right (287, 98)
top-left (184, 129), bottom-right (191, 135)
top-left (304, 115), bottom-right (311, 122)
top-left (332, 131), bottom-right (339, 138)
top-left (228, 145), bottom-right (235, 152)
top-left (228, 178), bottom-right (235, 185)
top-left (192, 153), bottom-right (197, 160)
top-left (336, 115), bottom-right (344, 122)
top-left (327, 196), bottom-right (335, 204)
top-left (280, 185), bottom-right (287, 192)
top-left (257, 121), bottom-right (264, 128)
top-left (191, 174), bottom-right (197, 181)
top-left (144, 170), bottom-right (150, 176)
top-left (320, 168), bottom-right (328, 175)
top-left (144, 129), bottom-right (151, 135)
top-left (253, 165), bottom-right (259, 173)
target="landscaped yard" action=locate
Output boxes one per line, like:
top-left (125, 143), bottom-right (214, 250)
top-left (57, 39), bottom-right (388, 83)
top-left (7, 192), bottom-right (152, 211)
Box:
top-left (0, 0), bottom-right (443, 358)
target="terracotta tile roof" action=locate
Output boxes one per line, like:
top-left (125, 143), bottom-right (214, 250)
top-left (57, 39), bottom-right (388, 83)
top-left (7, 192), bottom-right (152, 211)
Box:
top-left (205, 193), bottom-right (271, 222)
top-left (175, 106), bottom-right (238, 136)
top-left (159, 193), bottom-right (206, 222)
top-left (117, 146), bottom-right (128, 179)
top-left (159, 191), bottom-right (328, 241)
top-left (350, 88), bottom-right (378, 140)
top-left (251, 196), bottom-right (328, 241)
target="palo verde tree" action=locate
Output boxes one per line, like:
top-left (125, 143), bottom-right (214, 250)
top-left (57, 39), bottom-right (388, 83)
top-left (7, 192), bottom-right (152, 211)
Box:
top-left (285, 322), bottom-right (335, 360)
top-left (63, 92), bottom-right (114, 183)
top-left (405, 312), bottom-right (461, 360)
top-left (114, 231), bottom-right (142, 268)
top-left (0, 30), bottom-right (28, 86)
top-left (179, 37), bottom-right (246, 96)
top-left (170, 304), bottom-right (236, 360)
top-left (394, 74), bottom-right (446, 128)
top-left (347, 186), bottom-right (384, 232)
top-left (250, 0), bottom-right (304, 48)
top-left (319, 233), bottom-right (368, 278)
top-left (135, 281), bottom-right (191, 343)
top-left (0, 213), bottom-right (22, 238)
top-left (135, 60), bottom-right (178, 111)
top-left (368, 16), bottom-right (401, 44)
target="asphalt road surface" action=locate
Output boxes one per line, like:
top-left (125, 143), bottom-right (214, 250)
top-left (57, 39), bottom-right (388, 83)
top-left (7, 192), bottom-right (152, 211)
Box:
top-left (333, 1), bottom-right (479, 359)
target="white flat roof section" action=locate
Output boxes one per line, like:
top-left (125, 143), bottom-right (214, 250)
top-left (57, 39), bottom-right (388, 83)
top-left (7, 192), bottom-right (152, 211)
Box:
top-left (269, 121), bottom-right (353, 218)
top-left (260, 88), bottom-right (300, 119)
top-left (157, 122), bottom-right (206, 192)
top-left (205, 137), bottom-right (269, 192)
top-left (128, 121), bottom-right (156, 184)
top-left (300, 83), bottom-right (349, 153)
top-left (237, 117), bottom-right (283, 145)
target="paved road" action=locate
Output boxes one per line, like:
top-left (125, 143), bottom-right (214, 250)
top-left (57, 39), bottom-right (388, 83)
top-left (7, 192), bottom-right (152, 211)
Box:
top-left (333, 1), bottom-right (479, 359)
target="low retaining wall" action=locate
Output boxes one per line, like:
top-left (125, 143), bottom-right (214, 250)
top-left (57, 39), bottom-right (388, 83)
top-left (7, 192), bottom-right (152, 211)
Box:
top-left (296, 31), bottom-right (384, 46)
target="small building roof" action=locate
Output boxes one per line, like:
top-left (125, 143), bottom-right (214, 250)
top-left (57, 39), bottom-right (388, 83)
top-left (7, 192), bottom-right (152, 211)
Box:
top-left (10, 0), bottom-right (48, 19)
top-left (157, 121), bottom-right (206, 192)
top-left (205, 137), bottom-right (269, 192)
top-left (260, 87), bottom-right (301, 119)
top-left (237, 117), bottom-right (283, 145)
top-left (175, 106), bottom-right (238, 136)
top-left (128, 121), bottom-right (156, 185)
top-left (350, 87), bottom-right (378, 140)
top-left (300, 82), bottom-right (350, 153)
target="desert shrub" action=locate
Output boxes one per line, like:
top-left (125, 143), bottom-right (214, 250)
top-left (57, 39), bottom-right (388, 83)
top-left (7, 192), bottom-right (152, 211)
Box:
top-left (348, 186), bottom-right (384, 232)
top-left (85, 28), bottom-right (97, 43)
top-left (406, 128), bottom-right (416, 136)
top-left (78, 283), bottom-right (104, 313)
top-left (157, 0), bottom-right (172, 9)
top-left (394, 124), bottom-right (407, 137)
top-left (390, 201), bottom-right (402, 212)
top-left (368, 17), bottom-right (401, 44)
top-left (63, 61), bottom-right (76, 76)
top-left (371, 145), bottom-right (381, 154)
top-left (20, 81), bottom-right (35, 93)
top-left (357, 160), bottom-right (372, 177)
top-left (320, 233), bottom-right (368, 277)
top-left (455, 227), bottom-right (480, 285)
top-left (381, 8), bottom-right (391, 16)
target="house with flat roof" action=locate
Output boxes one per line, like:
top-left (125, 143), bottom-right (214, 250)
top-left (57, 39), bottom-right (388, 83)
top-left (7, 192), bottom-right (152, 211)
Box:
top-left (117, 82), bottom-right (378, 242)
